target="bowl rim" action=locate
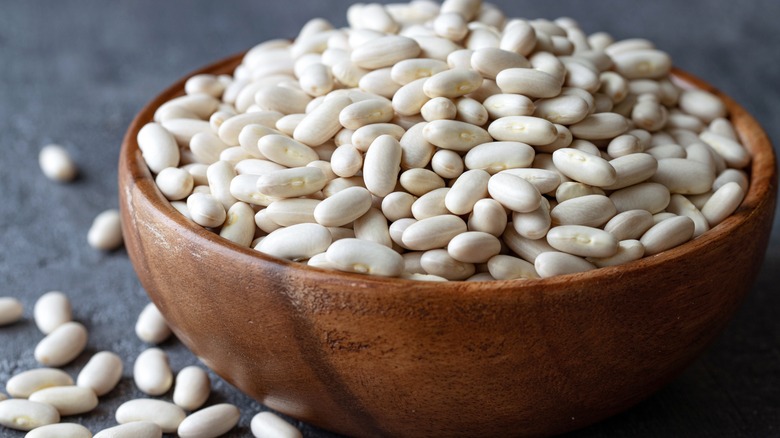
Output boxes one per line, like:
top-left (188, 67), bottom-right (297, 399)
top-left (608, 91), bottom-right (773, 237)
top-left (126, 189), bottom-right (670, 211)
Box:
top-left (120, 52), bottom-right (777, 296)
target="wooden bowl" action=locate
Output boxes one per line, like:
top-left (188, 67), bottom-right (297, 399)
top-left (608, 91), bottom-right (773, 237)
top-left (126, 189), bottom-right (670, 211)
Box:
top-left (119, 53), bottom-right (777, 438)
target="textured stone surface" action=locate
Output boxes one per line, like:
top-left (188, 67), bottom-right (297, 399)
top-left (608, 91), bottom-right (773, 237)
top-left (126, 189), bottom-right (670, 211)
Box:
top-left (0, 1), bottom-right (778, 437)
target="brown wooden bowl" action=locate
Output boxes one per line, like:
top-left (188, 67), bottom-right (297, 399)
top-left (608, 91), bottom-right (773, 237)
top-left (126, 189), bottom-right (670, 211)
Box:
top-left (119, 53), bottom-right (777, 438)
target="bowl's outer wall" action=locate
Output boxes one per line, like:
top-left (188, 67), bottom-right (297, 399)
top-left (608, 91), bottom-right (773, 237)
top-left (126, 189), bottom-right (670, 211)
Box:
top-left (119, 54), bottom-right (777, 438)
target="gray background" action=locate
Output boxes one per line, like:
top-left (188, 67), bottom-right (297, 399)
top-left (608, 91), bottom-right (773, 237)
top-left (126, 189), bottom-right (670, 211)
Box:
top-left (1, 0), bottom-right (778, 436)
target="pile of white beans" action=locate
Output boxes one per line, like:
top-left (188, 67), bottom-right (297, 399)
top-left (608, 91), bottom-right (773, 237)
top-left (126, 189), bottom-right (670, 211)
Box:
top-left (138, 0), bottom-right (750, 281)
top-left (0, 294), bottom-right (302, 437)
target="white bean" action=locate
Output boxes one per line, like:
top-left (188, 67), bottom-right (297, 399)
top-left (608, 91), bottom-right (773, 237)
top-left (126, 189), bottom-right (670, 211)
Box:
top-left (603, 153), bottom-right (658, 190)
top-left (326, 238), bottom-right (403, 277)
top-left (487, 255), bottom-right (539, 280)
top-left (219, 201), bottom-right (257, 246)
top-left (411, 187), bottom-right (450, 219)
top-left (250, 412), bottom-right (302, 438)
top-left (424, 119), bottom-right (492, 152)
top-left (447, 232), bottom-right (501, 263)
top-left (534, 251), bottom-right (596, 278)
top-left (499, 168), bottom-right (561, 194)
top-left (353, 207), bottom-right (393, 247)
top-left (552, 148), bottom-right (617, 187)
top-left (445, 169), bottom-right (490, 215)
top-left (402, 215), bottom-right (467, 250)
top-left (650, 158), bottom-right (715, 194)
top-left (611, 49), bottom-right (671, 80)
top-left (173, 366), bottom-right (211, 411)
top-left (29, 385), bottom-right (98, 416)
top-left (134, 348), bottom-right (173, 396)
top-left (363, 135), bottom-right (402, 197)
top-left (135, 302), bottom-right (172, 345)
top-left (352, 123), bottom-right (406, 152)
top-left (256, 167), bottom-right (328, 198)
top-left (609, 182), bottom-right (671, 214)
top-left (116, 399), bottom-right (186, 434)
top-left (423, 69), bottom-right (483, 99)
top-left (420, 249), bottom-right (475, 280)
top-left (588, 239), bottom-right (645, 268)
top-left (382, 192), bottom-right (416, 221)
top-left (679, 89), bottom-right (727, 123)
top-left (547, 225), bottom-right (619, 258)
top-left (87, 209), bottom-right (124, 251)
top-left (294, 95), bottom-right (352, 146)
top-left (257, 223), bottom-right (332, 261)
top-left (568, 113), bottom-right (630, 140)
top-left (178, 403), bottom-right (240, 438)
top-left (187, 192), bottom-right (227, 227)
top-left (482, 94), bottom-right (535, 119)
top-left (400, 168), bottom-right (445, 196)
top-left (640, 215), bottom-right (695, 255)
top-left (468, 198), bottom-right (508, 237)
top-left (533, 95), bottom-right (590, 125)
top-left (701, 181), bottom-right (745, 227)
top-left (487, 172), bottom-right (541, 213)
top-left (77, 351), bottom-right (123, 396)
top-left (34, 321), bottom-right (87, 367)
top-left (667, 194), bottom-right (710, 237)
top-left (471, 48), bottom-right (530, 80)
top-left (431, 149), bottom-right (464, 179)
top-left (421, 97), bottom-right (457, 121)
top-left (512, 197), bottom-right (552, 239)
top-left (155, 167), bottom-right (193, 201)
top-left (351, 35), bottom-right (421, 69)
top-left (95, 421), bottom-right (163, 438)
top-left (359, 68), bottom-right (402, 98)
top-left (24, 423), bottom-right (92, 438)
top-left (39, 144), bottom-right (77, 182)
top-left (604, 209), bottom-right (655, 241)
top-left (339, 99), bottom-right (395, 130)
top-left (0, 399), bottom-right (60, 431)
top-left (0, 297), bottom-right (23, 326)
top-left (6, 368), bottom-right (73, 398)
top-left (161, 119), bottom-right (212, 147)
top-left (699, 131), bottom-right (750, 169)
top-left (495, 68), bottom-right (562, 98)
top-left (503, 227), bottom-right (557, 263)
top-left (137, 123), bottom-right (180, 173)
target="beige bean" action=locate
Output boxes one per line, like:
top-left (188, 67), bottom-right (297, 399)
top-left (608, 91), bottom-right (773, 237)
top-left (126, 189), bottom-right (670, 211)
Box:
top-left (390, 218), bottom-right (418, 249)
top-left (603, 209), bottom-right (655, 241)
top-left (423, 69), bottom-right (483, 99)
top-left (609, 182), bottom-right (671, 214)
top-left (468, 198), bottom-right (507, 237)
top-left (329, 144), bottom-right (363, 178)
top-left (177, 403), bottom-right (240, 438)
top-left (259, 135), bottom-right (318, 167)
top-left (35, 321), bottom-right (87, 367)
top-left (187, 192), bottom-right (227, 227)
top-left (679, 89), bottom-right (727, 123)
top-left (599, 71), bottom-right (629, 103)
top-left (173, 366), bottom-right (211, 411)
top-left (353, 208), bottom-right (392, 247)
top-left (257, 223), bottom-right (332, 261)
top-left (29, 385), bottom-right (98, 416)
top-left (495, 68), bottom-right (562, 98)
top-left (603, 152), bottom-right (658, 190)
top-left (95, 421), bottom-right (162, 438)
top-left (322, 176), bottom-right (365, 197)
top-left (155, 167), bottom-right (193, 201)
top-left (0, 399), bottom-right (60, 431)
top-left (499, 169), bottom-right (561, 195)
top-left (534, 251), bottom-right (596, 278)
top-left (398, 122), bottom-right (435, 169)
top-left (454, 97), bottom-right (488, 125)
top-left (444, 169), bottom-right (490, 215)
top-left (685, 141), bottom-right (718, 172)
top-left (256, 167), bottom-right (328, 198)
top-left (135, 302), bottom-right (171, 345)
top-left (482, 94), bottom-right (535, 119)
top-left (219, 202), bottom-right (257, 246)
top-left (34, 291), bottom-right (72, 335)
top-left (421, 97), bottom-right (457, 121)
top-left (447, 232), bottom-right (502, 264)
top-left (400, 168), bottom-right (445, 196)
top-left (391, 58), bottom-right (449, 85)
top-left (339, 99), bottom-right (394, 130)
top-left (411, 187), bottom-right (450, 219)
top-left (0, 297), bottom-right (23, 326)
top-left (471, 48), bottom-right (530, 80)
top-left (588, 239), bottom-right (645, 268)
top-left (487, 116), bottom-right (557, 145)
top-left (550, 194), bottom-right (616, 227)
top-left (431, 149), bottom-right (464, 179)
top-left (552, 148), bottom-right (617, 187)
top-left (77, 351), bottom-right (123, 396)
top-left (568, 113), bottom-right (630, 140)
top-left (6, 368), bottom-right (73, 399)
top-left (423, 120), bottom-right (491, 152)
top-left (116, 399), bottom-right (186, 434)
top-left (667, 194), bottom-right (710, 237)
top-left (569, 139), bottom-right (601, 157)
top-left (701, 182), bottom-right (745, 227)
top-left (361, 135), bottom-right (401, 197)
top-left (25, 422), bottom-right (93, 438)
top-left (254, 85), bottom-right (312, 115)
top-left (352, 123), bottom-right (406, 152)
top-left (554, 181), bottom-right (604, 203)
top-left (532, 95), bottom-right (589, 125)
top-left (402, 215), bottom-right (467, 250)
top-left (647, 143), bottom-right (686, 160)
top-left (294, 95), bottom-right (352, 147)
top-left (381, 192), bottom-right (416, 221)
top-left (352, 35), bottom-right (421, 69)
top-left (650, 158), bottom-right (715, 194)
top-left (547, 225), bottom-right (619, 258)
top-left (487, 172), bottom-right (541, 213)
top-left (607, 134), bottom-right (643, 158)
top-left (39, 144), bottom-right (78, 183)
top-left (137, 123), bottom-right (180, 174)
top-left (326, 238), bottom-right (403, 277)
top-left (392, 77), bottom-right (431, 116)
top-left (699, 131), bottom-right (750, 169)
top-left (640, 215), bottom-right (695, 255)
top-left (264, 199), bottom-right (318, 227)
top-left (134, 348), bottom-right (173, 396)
top-left (500, 20), bottom-right (537, 56)
top-left (358, 68), bottom-right (402, 98)
top-left (713, 168), bottom-right (749, 192)
top-left (709, 117), bottom-right (738, 141)
top-left (611, 49), bottom-right (671, 79)
top-left (503, 227), bottom-right (557, 263)
top-left (251, 411), bottom-right (302, 438)
top-left (418, 249), bottom-right (474, 280)
top-left (512, 197), bottom-right (551, 240)
top-left (487, 254), bottom-right (539, 280)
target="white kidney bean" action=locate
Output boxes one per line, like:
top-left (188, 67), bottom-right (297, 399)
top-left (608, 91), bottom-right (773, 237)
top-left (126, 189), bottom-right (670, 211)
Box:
top-left (0, 297), bottom-right (23, 326)
top-left (34, 321), bottom-right (87, 367)
top-left (363, 135), bottom-right (402, 197)
top-left (640, 215), bottom-right (695, 255)
top-left (554, 182), bottom-right (604, 203)
top-left (534, 251), bottom-right (596, 278)
top-left (588, 239), bottom-right (645, 268)
top-left (679, 89), bottom-right (727, 123)
top-left (699, 131), bottom-right (751, 169)
top-left (471, 48), bottom-right (530, 80)
top-left (400, 168), bottom-right (445, 196)
top-left (499, 169), bottom-right (561, 195)
top-left (352, 123), bottom-right (406, 152)
top-left (650, 158), bottom-right (715, 195)
top-left (353, 208), bottom-right (393, 247)
top-left (381, 192), bottom-right (416, 221)
top-left (173, 366), bottom-right (211, 411)
top-left (552, 148), bottom-right (617, 187)
top-left (325, 238), bottom-right (403, 277)
top-left (134, 347), bottom-right (173, 396)
top-left (609, 182), bottom-right (671, 214)
top-left (533, 95), bottom-right (590, 125)
top-left (701, 181), bottom-right (745, 227)
top-left (390, 59), bottom-right (448, 85)
top-left (447, 232), bottom-right (502, 264)
top-left (546, 225), bottom-right (619, 258)
top-left (487, 172), bottom-right (541, 213)
top-left (177, 403), bottom-right (240, 438)
top-left (257, 223), bottom-right (332, 261)
top-left (487, 116), bottom-right (558, 146)
top-left (431, 149), bottom-right (464, 179)
top-left (568, 113), bottom-right (630, 140)
top-left (264, 198), bottom-right (318, 227)
top-left (259, 134), bottom-right (319, 168)
top-left (256, 167), bottom-right (328, 198)
top-left (713, 168), bottom-right (749, 192)
top-left (6, 368), bottom-right (73, 398)
top-left (602, 152), bottom-right (658, 191)
top-left (116, 399), bottom-right (186, 434)
top-left (87, 209), bottom-right (124, 251)
top-left (135, 302), bottom-right (172, 345)
top-left (251, 411), bottom-right (303, 438)
top-left (482, 94), bottom-right (535, 119)
top-left (219, 201), bottom-right (257, 246)
top-left (294, 95), bottom-right (352, 146)
top-left (667, 194), bottom-right (710, 237)
top-left (29, 385), bottom-right (98, 416)
top-left (204, 162), bottom-right (236, 212)
top-left (351, 35), bottom-right (421, 69)
top-left (496, 68), bottom-right (561, 98)
top-left (423, 69), bottom-right (483, 99)
top-left (421, 97), bottom-right (457, 121)
top-left (0, 399), bottom-right (60, 431)
top-left (339, 99), bottom-right (394, 130)
top-left (503, 227), bottom-right (557, 263)
top-left (487, 255), bottom-right (538, 280)
top-left (468, 198), bottom-right (507, 237)
top-left (77, 351), bottom-right (123, 396)
top-left (155, 167), bottom-right (194, 201)
top-left (511, 197), bottom-right (551, 240)
top-left (95, 421), bottom-right (163, 438)
top-left (25, 422), bottom-right (93, 438)
top-left (314, 186), bottom-right (372, 227)
top-left (137, 123), bottom-right (180, 173)
top-left (160, 119), bottom-right (212, 148)
top-left (603, 209), bottom-right (655, 241)
top-left (402, 215), bottom-right (467, 250)
top-left (611, 49), bottom-right (671, 80)
top-left (358, 68), bottom-right (402, 98)
top-left (445, 169), bottom-right (490, 215)
top-left (419, 249), bottom-right (475, 280)
top-left (39, 144), bottom-right (78, 182)
top-left (187, 192), bottom-right (227, 227)
top-left (411, 187), bottom-right (449, 219)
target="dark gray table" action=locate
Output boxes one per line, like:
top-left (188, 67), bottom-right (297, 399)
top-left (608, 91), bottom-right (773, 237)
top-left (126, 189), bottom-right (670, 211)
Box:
top-left (1, 1), bottom-right (778, 436)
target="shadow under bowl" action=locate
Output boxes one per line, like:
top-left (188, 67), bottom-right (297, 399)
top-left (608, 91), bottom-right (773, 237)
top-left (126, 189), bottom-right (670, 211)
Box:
top-left (119, 53), bottom-right (777, 438)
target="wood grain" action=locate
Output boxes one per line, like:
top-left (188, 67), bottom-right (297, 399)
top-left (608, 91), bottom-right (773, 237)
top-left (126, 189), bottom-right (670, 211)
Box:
top-left (119, 54), bottom-right (777, 438)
